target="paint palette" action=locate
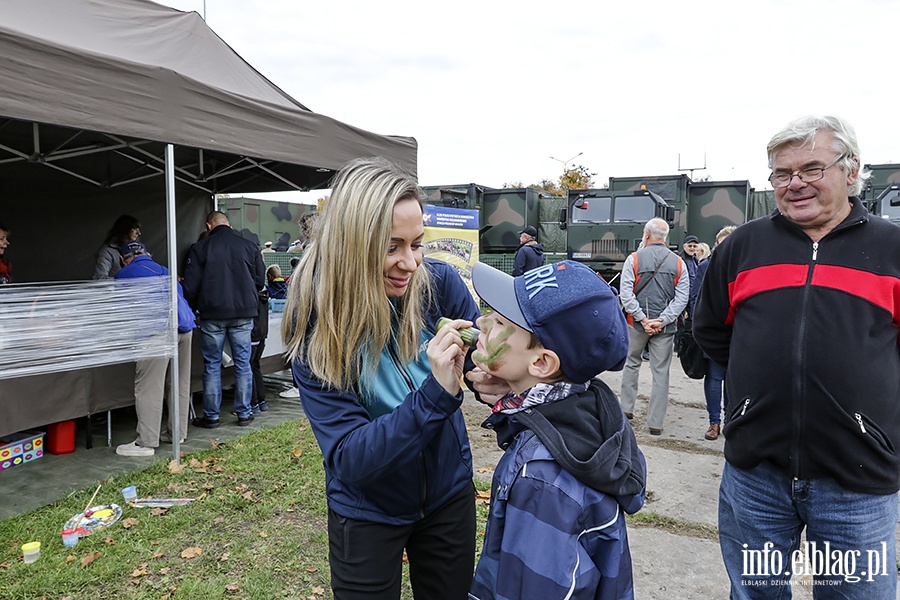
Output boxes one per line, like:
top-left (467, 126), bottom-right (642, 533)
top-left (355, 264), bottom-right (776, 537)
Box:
top-left (63, 503), bottom-right (123, 536)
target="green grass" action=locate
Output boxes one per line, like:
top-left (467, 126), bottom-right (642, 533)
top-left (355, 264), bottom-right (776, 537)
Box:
top-left (1, 419), bottom-right (494, 599)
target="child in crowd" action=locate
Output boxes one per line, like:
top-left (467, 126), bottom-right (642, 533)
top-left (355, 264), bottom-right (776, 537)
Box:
top-left (468, 260), bottom-right (646, 600)
top-left (266, 264), bottom-right (288, 299)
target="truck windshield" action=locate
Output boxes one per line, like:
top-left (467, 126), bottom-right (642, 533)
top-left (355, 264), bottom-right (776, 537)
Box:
top-left (570, 196), bottom-right (611, 223)
top-left (613, 196), bottom-right (656, 222)
top-left (881, 190), bottom-right (900, 220)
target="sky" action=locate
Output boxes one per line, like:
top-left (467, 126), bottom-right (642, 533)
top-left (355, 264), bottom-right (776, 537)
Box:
top-left (162, 0), bottom-right (899, 203)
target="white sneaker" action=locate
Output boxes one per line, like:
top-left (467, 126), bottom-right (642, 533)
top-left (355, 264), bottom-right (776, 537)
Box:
top-left (116, 441), bottom-right (154, 457)
top-left (279, 387), bottom-right (300, 398)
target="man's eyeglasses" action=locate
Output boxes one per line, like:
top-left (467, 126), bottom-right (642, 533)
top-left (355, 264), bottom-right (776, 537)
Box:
top-left (768, 155), bottom-right (844, 189)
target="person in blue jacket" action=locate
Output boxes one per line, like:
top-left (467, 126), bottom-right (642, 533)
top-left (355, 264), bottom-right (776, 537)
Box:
top-left (468, 260), bottom-right (646, 600)
top-left (114, 241), bottom-right (195, 455)
top-left (281, 157), bottom-right (481, 600)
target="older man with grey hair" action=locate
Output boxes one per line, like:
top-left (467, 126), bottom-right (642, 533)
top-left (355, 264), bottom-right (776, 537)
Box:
top-left (694, 115), bottom-right (899, 597)
top-left (619, 218), bottom-right (689, 435)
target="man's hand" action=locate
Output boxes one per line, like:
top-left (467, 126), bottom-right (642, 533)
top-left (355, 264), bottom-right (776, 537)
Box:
top-left (641, 318), bottom-right (663, 335)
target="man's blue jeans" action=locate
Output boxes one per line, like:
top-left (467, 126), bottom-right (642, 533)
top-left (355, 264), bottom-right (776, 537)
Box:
top-left (198, 318), bottom-right (253, 420)
top-left (704, 359), bottom-right (728, 425)
top-left (719, 460), bottom-right (898, 599)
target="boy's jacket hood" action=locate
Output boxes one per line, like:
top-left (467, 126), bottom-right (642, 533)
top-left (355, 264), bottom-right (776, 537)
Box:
top-left (484, 379), bottom-right (645, 509)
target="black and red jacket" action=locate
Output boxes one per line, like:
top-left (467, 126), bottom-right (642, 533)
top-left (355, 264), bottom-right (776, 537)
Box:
top-left (694, 198), bottom-right (900, 494)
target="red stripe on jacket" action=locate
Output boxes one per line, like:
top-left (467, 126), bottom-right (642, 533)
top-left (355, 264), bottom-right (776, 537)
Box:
top-left (727, 263), bottom-right (900, 332)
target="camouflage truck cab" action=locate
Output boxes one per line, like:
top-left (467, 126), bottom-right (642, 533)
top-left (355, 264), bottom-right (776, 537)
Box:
top-left (217, 196), bottom-right (317, 251)
top-left (863, 163), bottom-right (900, 221)
top-left (685, 180), bottom-right (751, 245)
top-left (610, 174), bottom-right (690, 243)
top-left (564, 188), bottom-right (673, 283)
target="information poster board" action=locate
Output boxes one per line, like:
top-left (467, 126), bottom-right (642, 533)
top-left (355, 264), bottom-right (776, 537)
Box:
top-left (423, 205), bottom-right (479, 301)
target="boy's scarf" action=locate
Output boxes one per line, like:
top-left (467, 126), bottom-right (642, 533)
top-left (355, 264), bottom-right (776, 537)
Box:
top-left (492, 381), bottom-right (589, 415)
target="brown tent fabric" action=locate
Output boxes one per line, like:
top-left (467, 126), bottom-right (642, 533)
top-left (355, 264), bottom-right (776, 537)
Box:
top-left (0, 0), bottom-right (418, 280)
top-left (0, 0), bottom-right (417, 192)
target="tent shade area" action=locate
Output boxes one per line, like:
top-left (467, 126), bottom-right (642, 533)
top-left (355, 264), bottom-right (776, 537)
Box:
top-left (0, 0), bottom-right (418, 439)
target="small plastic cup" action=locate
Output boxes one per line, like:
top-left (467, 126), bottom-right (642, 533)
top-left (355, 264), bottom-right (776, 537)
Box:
top-left (121, 485), bottom-right (137, 503)
top-left (61, 528), bottom-right (79, 548)
top-left (22, 541), bottom-right (41, 563)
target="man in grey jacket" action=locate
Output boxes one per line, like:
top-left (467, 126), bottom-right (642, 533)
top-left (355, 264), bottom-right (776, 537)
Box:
top-left (619, 218), bottom-right (689, 435)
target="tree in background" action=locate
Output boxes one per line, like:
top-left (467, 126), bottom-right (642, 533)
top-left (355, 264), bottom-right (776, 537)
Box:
top-left (522, 164), bottom-right (597, 196)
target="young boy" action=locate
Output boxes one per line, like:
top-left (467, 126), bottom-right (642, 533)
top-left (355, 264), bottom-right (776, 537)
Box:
top-left (468, 260), bottom-right (646, 600)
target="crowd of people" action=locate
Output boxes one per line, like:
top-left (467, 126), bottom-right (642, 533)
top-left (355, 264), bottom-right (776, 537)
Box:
top-left (4, 113), bottom-right (897, 598)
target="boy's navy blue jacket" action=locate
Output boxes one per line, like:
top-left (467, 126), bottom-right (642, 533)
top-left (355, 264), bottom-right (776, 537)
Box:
top-left (470, 380), bottom-right (646, 600)
top-left (292, 259), bottom-right (482, 524)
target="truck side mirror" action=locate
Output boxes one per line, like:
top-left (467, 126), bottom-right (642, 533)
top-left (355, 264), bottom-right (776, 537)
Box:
top-left (665, 206), bottom-right (675, 224)
top-left (558, 207), bottom-right (567, 230)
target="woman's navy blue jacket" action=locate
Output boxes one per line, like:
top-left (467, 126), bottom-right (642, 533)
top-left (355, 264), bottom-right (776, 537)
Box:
top-left (292, 259), bottom-right (482, 524)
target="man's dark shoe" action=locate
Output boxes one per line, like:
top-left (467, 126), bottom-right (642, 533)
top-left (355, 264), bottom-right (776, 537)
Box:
top-left (192, 417), bottom-right (220, 429)
top-left (257, 401), bottom-right (269, 412)
top-left (624, 412), bottom-right (634, 420)
top-left (236, 415), bottom-right (254, 427)
top-left (649, 427), bottom-right (663, 436)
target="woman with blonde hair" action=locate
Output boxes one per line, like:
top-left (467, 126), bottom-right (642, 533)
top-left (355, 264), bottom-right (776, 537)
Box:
top-left (282, 157), bottom-right (480, 599)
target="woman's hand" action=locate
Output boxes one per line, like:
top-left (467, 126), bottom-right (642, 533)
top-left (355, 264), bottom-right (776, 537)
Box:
top-left (465, 367), bottom-right (512, 406)
top-left (427, 319), bottom-right (470, 395)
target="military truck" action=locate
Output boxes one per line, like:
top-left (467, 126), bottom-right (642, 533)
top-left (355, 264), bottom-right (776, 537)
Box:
top-left (862, 163), bottom-right (900, 223)
top-left (424, 174), bottom-right (773, 284)
top-left (217, 196), bottom-right (317, 251)
top-left (564, 175), bottom-right (779, 281)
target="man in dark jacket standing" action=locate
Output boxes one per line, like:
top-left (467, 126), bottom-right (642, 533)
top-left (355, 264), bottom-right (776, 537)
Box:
top-left (694, 115), bottom-right (899, 597)
top-left (512, 226), bottom-right (544, 276)
top-left (183, 211), bottom-right (266, 428)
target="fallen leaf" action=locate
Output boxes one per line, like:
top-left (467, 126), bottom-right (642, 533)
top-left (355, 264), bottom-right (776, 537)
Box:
top-left (101, 537), bottom-right (115, 545)
top-left (202, 483), bottom-right (215, 490)
top-left (213, 517), bottom-right (226, 524)
top-left (121, 517), bottom-right (140, 529)
top-left (0, 562), bottom-right (10, 570)
top-left (131, 564), bottom-right (149, 577)
top-left (258, 531), bottom-right (267, 538)
top-left (272, 483), bottom-right (284, 492)
top-left (159, 566), bottom-right (171, 574)
top-left (305, 566), bottom-right (317, 573)
top-left (149, 507), bottom-right (168, 516)
top-left (180, 546), bottom-right (203, 559)
top-left (311, 585), bottom-right (325, 595)
top-left (225, 582), bottom-right (241, 592)
top-left (242, 491), bottom-right (254, 501)
top-left (292, 447), bottom-right (302, 458)
top-left (210, 439), bottom-right (222, 449)
top-left (167, 459), bottom-right (185, 474)
top-left (66, 555), bottom-right (76, 563)
top-left (193, 467), bottom-right (209, 474)
top-left (476, 467), bottom-right (493, 473)
top-left (152, 551), bottom-right (166, 559)
top-left (235, 483), bottom-right (249, 492)
top-left (81, 552), bottom-right (102, 567)
top-left (218, 552), bottom-right (230, 562)
top-left (160, 587), bottom-right (178, 600)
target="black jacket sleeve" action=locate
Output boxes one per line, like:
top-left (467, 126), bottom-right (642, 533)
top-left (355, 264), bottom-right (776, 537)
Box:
top-left (692, 248), bottom-right (732, 368)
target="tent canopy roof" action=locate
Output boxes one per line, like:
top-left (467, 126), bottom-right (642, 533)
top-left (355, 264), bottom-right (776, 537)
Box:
top-left (0, 0), bottom-right (417, 195)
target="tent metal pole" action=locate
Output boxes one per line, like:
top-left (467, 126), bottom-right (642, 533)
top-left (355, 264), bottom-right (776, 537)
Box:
top-left (165, 144), bottom-right (181, 464)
